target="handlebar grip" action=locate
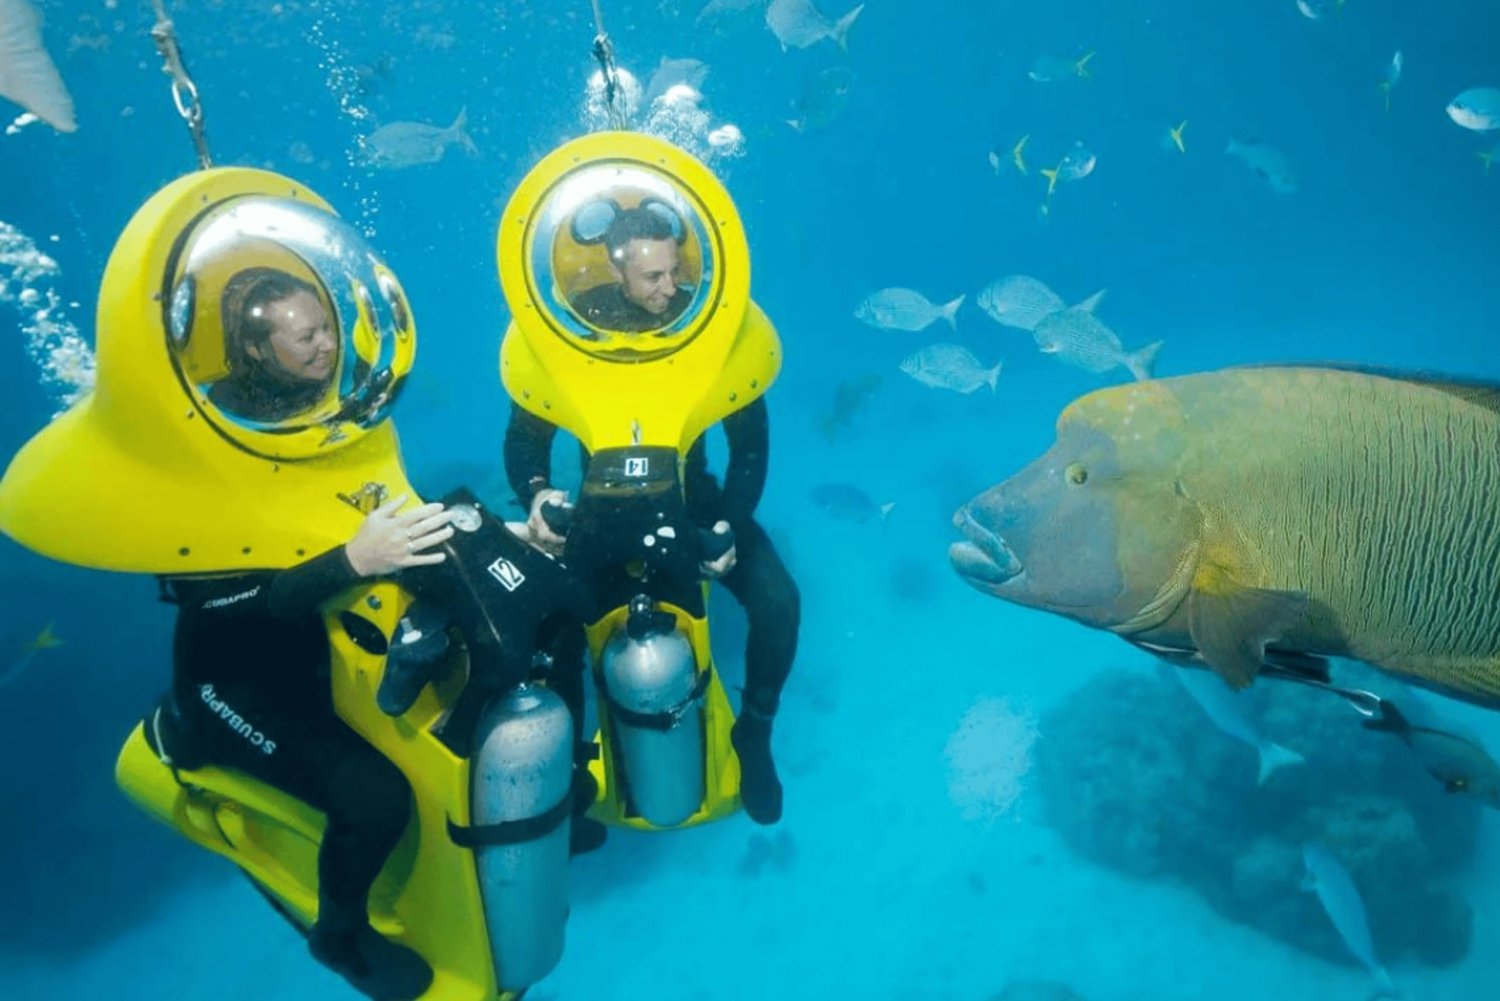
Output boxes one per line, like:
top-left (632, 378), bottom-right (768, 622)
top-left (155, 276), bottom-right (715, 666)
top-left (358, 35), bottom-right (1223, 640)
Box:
top-left (539, 500), bottom-right (574, 535)
top-left (699, 523), bottom-right (735, 563)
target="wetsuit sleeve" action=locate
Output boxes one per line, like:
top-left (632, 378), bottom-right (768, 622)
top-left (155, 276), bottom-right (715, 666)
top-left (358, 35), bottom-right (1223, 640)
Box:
top-left (163, 546), bottom-right (362, 624)
top-left (719, 396), bottom-right (770, 525)
top-left (505, 403), bottom-right (560, 510)
top-left (265, 546), bottom-right (363, 619)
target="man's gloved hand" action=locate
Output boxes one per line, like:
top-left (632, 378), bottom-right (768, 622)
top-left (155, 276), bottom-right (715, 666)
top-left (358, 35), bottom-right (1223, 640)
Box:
top-left (527, 488), bottom-right (571, 554)
top-left (699, 520), bottom-right (737, 579)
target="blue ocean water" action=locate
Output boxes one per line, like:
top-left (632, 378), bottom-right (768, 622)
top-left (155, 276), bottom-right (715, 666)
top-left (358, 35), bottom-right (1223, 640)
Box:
top-left (2, 1), bottom-right (1498, 999)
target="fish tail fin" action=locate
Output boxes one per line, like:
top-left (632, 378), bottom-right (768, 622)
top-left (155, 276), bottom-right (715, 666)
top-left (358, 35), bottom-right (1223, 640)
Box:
top-left (1125, 339), bottom-right (1164, 381)
top-left (985, 360), bottom-right (1003, 393)
top-left (940, 294), bottom-right (965, 329)
top-left (451, 106), bottom-right (478, 154)
top-left (1073, 288), bottom-right (1107, 313)
top-left (878, 502), bottom-right (896, 521)
top-left (1172, 120), bottom-right (1188, 152)
top-left (831, 4), bottom-right (866, 52)
top-left (23, 623), bottom-right (61, 653)
top-left (1013, 134), bottom-right (1029, 174)
top-left (1040, 166), bottom-right (1060, 196)
top-left (1256, 742), bottom-right (1304, 785)
top-left (1074, 51), bottom-right (1096, 78)
top-left (0, 3), bottom-right (77, 133)
top-left (1480, 151), bottom-right (1495, 176)
top-left (786, 118), bottom-right (805, 133)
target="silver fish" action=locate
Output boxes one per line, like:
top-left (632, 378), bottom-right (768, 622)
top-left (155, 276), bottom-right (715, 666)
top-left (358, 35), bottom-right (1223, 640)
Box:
top-left (1377, 51), bottom-right (1403, 112)
top-left (1226, 138), bottom-right (1299, 194)
top-left (1032, 308), bottom-right (1161, 381)
top-left (1447, 87), bottom-right (1500, 132)
top-left (1027, 51), bottom-right (1095, 83)
top-left (1168, 665), bottom-right (1304, 784)
top-left (1301, 841), bottom-right (1398, 999)
top-left (360, 107), bottom-right (476, 169)
top-left (0, 0), bottom-right (75, 132)
top-left (1363, 700), bottom-right (1500, 808)
top-left (977, 276), bottom-right (1103, 332)
top-left (789, 65), bottom-right (855, 131)
top-left (646, 57), bottom-right (708, 105)
top-left (900, 344), bottom-right (1002, 395)
top-left (766, 0), bottom-right (864, 52)
top-left (1058, 142), bottom-right (1096, 181)
top-left (697, 0), bottom-right (765, 28)
top-left (810, 482), bottom-right (893, 523)
top-left (854, 288), bottom-right (964, 332)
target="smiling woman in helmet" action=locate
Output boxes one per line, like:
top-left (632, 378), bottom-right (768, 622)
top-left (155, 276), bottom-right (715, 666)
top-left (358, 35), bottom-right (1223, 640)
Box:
top-left (211, 267), bottom-right (341, 422)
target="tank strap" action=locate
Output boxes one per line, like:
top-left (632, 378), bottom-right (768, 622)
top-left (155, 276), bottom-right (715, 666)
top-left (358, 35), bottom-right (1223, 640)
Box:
top-left (447, 791), bottom-right (573, 848)
top-left (604, 665), bottom-right (712, 732)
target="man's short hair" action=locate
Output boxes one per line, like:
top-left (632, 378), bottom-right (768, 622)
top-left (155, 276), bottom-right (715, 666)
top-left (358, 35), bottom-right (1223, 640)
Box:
top-left (604, 206), bottom-right (677, 261)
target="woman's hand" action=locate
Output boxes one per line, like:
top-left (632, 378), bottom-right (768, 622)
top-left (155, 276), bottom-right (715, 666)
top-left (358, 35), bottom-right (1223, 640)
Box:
top-left (344, 494), bottom-right (456, 577)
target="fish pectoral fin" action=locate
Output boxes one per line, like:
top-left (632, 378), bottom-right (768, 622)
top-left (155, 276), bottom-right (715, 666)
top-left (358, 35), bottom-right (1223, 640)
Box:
top-left (1187, 579), bottom-right (1309, 690)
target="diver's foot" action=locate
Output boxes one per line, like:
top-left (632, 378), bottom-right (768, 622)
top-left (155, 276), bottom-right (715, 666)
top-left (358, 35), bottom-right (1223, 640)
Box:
top-left (570, 816), bottom-right (608, 856)
top-left (732, 714), bottom-right (783, 825)
top-left (308, 922), bottom-right (433, 1001)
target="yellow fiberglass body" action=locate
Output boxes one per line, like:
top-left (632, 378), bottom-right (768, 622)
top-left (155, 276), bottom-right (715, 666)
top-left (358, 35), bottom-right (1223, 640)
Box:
top-left (496, 131), bottom-right (780, 832)
top-left (0, 168), bottom-right (520, 1001)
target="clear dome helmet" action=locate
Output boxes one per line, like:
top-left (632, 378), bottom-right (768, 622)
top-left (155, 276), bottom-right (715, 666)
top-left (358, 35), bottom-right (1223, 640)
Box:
top-left (526, 163), bottom-right (717, 361)
top-left (164, 196), bottom-right (415, 458)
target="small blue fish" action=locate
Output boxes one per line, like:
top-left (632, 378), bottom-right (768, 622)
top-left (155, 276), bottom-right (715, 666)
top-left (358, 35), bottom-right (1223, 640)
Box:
top-left (765, 0), bottom-right (864, 52)
top-left (1447, 87), bottom-right (1500, 132)
top-left (0, 623), bottom-right (62, 687)
top-left (1027, 51), bottom-right (1095, 83)
top-left (810, 483), bottom-right (893, 523)
top-left (1301, 841), bottom-right (1399, 999)
top-left (1170, 666), bottom-right (1304, 784)
top-left (360, 107), bottom-right (476, 169)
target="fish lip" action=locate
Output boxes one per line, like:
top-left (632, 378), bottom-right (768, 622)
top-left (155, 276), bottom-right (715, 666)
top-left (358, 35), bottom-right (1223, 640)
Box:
top-left (949, 541), bottom-right (1023, 588)
top-left (950, 508), bottom-right (1024, 583)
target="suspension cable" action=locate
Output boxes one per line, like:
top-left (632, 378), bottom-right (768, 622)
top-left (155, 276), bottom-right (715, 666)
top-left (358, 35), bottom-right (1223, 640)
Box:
top-left (149, 0), bottom-right (213, 169)
top-left (588, 0), bottom-right (627, 130)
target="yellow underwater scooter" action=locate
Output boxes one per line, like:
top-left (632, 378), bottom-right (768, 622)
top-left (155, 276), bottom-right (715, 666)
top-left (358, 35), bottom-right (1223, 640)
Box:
top-left (496, 130), bottom-right (783, 831)
top-left (0, 167), bottom-right (575, 1001)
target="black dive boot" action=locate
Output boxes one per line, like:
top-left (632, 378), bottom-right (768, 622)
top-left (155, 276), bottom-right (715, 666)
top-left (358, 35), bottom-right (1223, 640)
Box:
top-left (570, 743), bottom-right (607, 856)
top-left (731, 704), bottom-right (783, 825)
top-left (308, 897), bottom-right (433, 1001)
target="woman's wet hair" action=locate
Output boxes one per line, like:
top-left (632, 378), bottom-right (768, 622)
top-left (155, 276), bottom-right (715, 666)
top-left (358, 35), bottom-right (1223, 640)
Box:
top-left (221, 267), bottom-right (321, 367)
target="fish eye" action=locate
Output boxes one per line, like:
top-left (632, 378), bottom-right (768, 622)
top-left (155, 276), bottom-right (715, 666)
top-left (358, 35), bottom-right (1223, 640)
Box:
top-left (1065, 462), bottom-right (1088, 485)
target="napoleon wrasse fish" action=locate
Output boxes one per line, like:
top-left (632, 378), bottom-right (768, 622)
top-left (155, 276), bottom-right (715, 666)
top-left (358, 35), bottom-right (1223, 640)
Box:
top-left (951, 366), bottom-right (1500, 710)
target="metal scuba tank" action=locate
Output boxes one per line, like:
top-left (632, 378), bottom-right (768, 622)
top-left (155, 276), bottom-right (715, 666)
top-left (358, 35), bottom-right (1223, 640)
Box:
top-left (600, 595), bottom-right (706, 826)
top-left (470, 683), bottom-right (574, 992)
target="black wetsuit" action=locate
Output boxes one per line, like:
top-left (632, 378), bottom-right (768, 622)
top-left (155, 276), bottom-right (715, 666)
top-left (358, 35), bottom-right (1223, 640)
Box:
top-left (208, 364), bottom-right (331, 423)
top-left (570, 283), bottom-right (691, 333)
top-left (503, 396), bottom-right (800, 726)
top-left (159, 548), bottom-right (410, 919)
